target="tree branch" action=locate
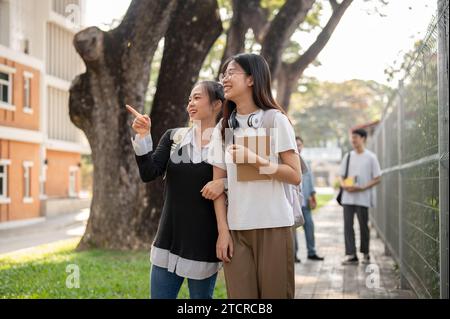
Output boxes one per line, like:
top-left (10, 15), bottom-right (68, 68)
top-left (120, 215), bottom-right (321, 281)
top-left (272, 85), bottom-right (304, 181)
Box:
top-left (261, 0), bottom-right (315, 77)
top-left (275, 0), bottom-right (353, 109)
top-left (290, 0), bottom-right (353, 78)
top-left (329, 0), bottom-right (339, 11)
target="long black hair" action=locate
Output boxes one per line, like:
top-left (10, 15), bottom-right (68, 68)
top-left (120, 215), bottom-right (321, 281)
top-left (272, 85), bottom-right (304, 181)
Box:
top-left (220, 53), bottom-right (287, 138)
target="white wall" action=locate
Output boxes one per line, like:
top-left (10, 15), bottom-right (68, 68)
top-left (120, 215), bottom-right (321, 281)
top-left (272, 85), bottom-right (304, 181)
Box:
top-left (0, 0), bottom-right (11, 47)
top-left (7, 0), bottom-right (48, 60)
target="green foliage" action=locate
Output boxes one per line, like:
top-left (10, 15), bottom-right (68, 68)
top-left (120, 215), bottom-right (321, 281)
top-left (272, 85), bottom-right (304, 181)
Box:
top-left (289, 78), bottom-right (392, 148)
top-left (200, 34), bottom-right (228, 80)
top-left (301, 0), bottom-right (323, 32)
top-left (260, 0), bottom-right (285, 19)
top-left (384, 40), bottom-right (425, 83)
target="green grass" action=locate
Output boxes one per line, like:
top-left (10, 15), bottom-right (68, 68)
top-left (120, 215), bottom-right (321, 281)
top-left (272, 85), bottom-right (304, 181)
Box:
top-left (315, 193), bottom-right (335, 211)
top-left (0, 195), bottom-right (335, 299)
top-left (0, 238), bottom-right (227, 299)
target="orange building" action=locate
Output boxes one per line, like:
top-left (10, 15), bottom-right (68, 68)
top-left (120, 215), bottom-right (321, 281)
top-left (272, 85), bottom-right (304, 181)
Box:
top-left (0, 0), bottom-right (90, 225)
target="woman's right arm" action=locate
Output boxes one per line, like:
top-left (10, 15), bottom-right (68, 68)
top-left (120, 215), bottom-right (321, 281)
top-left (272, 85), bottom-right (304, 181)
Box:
top-left (213, 166), bottom-right (233, 263)
top-left (127, 104), bottom-right (172, 182)
top-left (134, 130), bottom-right (173, 183)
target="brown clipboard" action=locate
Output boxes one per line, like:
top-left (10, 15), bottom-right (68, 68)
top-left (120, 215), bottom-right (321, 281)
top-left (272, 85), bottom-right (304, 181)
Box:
top-left (234, 135), bottom-right (308, 181)
top-left (234, 135), bottom-right (271, 181)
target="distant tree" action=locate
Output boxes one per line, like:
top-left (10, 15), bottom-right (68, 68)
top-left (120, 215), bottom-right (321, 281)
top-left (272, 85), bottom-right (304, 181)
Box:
top-left (290, 79), bottom-right (392, 148)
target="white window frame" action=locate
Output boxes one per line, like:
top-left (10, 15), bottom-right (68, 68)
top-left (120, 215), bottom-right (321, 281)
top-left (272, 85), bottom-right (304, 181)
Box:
top-left (23, 71), bottom-right (33, 114)
top-left (69, 166), bottom-right (79, 198)
top-left (0, 64), bottom-right (16, 111)
top-left (23, 161), bottom-right (33, 204)
top-left (0, 159), bottom-right (11, 204)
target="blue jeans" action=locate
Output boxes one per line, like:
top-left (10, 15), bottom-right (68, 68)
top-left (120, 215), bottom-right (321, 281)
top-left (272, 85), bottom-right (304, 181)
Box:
top-left (294, 207), bottom-right (317, 257)
top-left (150, 265), bottom-right (217, 299)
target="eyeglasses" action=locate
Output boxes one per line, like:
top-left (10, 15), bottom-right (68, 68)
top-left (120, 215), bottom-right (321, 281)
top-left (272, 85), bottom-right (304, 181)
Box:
top-left (219, 71), bottom-right (247, 83)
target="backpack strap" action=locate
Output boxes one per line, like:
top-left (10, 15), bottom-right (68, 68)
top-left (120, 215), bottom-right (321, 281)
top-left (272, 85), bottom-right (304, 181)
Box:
top-left (343, 152), bottom-right (351, 178)
top-left (260, 109), bottom-right (308, 174)
top-left (261, 109), bottom-right (280, 131)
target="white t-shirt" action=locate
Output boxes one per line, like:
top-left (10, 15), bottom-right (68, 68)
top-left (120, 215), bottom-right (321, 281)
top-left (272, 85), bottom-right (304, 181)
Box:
top-left (340, 149), bottom-right (382, 208)
top-left (208, 109), bottom-right (298, 230)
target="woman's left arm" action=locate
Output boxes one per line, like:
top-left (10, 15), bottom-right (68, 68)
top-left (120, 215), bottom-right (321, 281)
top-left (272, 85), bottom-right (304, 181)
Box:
top-left (254, 149), bottom-right (301, 185)
top-left (227, 144), bottom-right (301, 185)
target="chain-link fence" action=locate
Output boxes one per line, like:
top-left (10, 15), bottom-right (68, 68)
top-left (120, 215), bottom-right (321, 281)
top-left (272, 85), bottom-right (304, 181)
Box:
top-left (368, 0), bottom-right (449, 299)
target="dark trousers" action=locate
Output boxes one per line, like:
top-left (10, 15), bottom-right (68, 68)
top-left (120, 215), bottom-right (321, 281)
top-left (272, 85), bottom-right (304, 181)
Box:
top-left (343, 205), bottom-right (370, 256)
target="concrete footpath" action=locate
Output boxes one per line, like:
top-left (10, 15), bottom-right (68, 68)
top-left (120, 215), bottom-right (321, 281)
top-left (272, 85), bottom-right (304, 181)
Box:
top-left (294, 201), bottom-right (416, 299)
top-left (0, 209), bottom-right (88, 255)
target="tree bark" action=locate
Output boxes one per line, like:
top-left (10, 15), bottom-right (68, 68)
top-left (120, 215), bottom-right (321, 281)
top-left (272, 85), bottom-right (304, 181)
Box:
top-left (140, 0), bottom-right (223, 240)
top-left (69, 0), bottom-right (178, 250)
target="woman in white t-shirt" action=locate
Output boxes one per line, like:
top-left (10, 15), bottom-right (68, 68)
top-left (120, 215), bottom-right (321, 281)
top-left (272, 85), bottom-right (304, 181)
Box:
top-left (208, 53), bottom-right (301, 299)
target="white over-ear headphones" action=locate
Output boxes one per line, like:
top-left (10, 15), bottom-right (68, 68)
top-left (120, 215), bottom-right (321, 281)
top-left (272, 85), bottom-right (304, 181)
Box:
top-left (228, 110), bottom-right (261, 129)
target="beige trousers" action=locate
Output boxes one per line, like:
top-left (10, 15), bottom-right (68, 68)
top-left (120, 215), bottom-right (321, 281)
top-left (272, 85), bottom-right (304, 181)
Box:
top-left (223, 226), bottom-right (295, 299)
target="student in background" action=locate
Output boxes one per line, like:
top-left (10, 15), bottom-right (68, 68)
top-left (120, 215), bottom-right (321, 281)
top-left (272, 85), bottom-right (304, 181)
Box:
top-left (294, 136), bottom-right (324, 263)
top-left (339, 129), bottom-right (381, 265)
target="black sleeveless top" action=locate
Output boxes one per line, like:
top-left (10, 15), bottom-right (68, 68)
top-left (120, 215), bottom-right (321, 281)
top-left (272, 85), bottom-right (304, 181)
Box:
top-left (135, 129), bottom-right (220, 263)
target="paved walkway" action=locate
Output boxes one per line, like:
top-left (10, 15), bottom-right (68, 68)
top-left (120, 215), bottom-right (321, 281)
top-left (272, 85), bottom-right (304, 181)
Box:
top-left (294, 201), bottom-right (416, 299)
top-left (0, 209), bottom-right (88, 255)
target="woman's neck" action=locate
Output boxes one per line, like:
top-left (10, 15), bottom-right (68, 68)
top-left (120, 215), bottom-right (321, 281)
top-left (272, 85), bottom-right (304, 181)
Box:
top-left (234, 95), bottom-right (259, 115)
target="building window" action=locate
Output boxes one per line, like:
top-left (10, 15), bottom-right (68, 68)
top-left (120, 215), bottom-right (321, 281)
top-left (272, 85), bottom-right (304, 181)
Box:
top-left (0, 64), bottom-right (16, 111)
top-left (23, 161), bottom-right (33, 204)
top-left (23, 72), bottom-right (33, 114)
top-left (69, 166), bottom-right (78, 198)
top-left (0, 72), bottom-right (10, 103)
top-left (0, 159), bottom-right (11, 204)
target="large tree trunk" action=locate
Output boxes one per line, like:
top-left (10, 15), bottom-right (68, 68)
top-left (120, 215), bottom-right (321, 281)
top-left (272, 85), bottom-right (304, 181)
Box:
top-left (69, 0), bottom-right (178, 250)
top-left (139, 0), bottom-right (223, 240)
